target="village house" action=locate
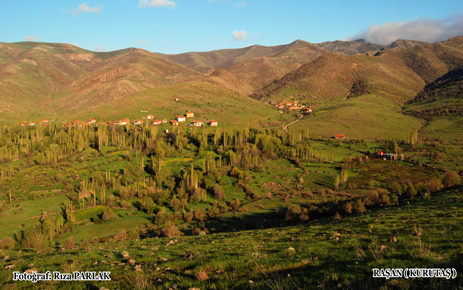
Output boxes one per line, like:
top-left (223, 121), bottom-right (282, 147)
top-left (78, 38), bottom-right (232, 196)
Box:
top-left (88, 119), bottom-right (97, 123)
top-left (62, 123), bottom-right (68, 128)
top-left (21, 122), bottom-right (26, 126)
top-left (42, 119), bottom-right (49, 123)
top-left (163, 119), bottom-right (167, 123)
top-left (335, 134), bottom-right (345, 140)
top-left (383, 153), bottom-right (398, 161)
top-left (190, 120), bottom-right (203, 127)
top-left (186, 112), bottom-right (194, 118)
top-left (177, 116), bottom-right (186, 122)
top-left (376, 150), bottom-right (384, 157)
top-left (133, 120), bottom-right (142, 125)
top-left (72, 120), bottom-right (79, 125)
top-left (209, 120), bottom-right (218, 127)
top-left (146, 115), bottom-right (154, 120)
top-left (170, 120), bottom-right (179, 126)
top-left (152, 120), bottom-right (162, 125)
top-left (118, 119), bottom-right (129, 125)
top-left (305, 108), bottom-right (312, 114)
top-left (28, 122), bottom-right (36, 126)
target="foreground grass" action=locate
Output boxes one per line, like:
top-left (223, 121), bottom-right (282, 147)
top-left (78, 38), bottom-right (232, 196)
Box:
top-left (1, 187), bottom-right (462, 289)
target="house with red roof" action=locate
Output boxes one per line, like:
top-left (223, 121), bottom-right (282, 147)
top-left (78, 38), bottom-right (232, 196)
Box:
top-left (170, 120), bottom-right (179, 126)
top-left (190, 120), bottom-right (203, 127)
top-left (89, 119), bottom-right (97, 123)
top-left (21, 122), bottom-right (26, 126)
top-left (29, 122), bottom-right (36, 126)
top-left (152, 120), bottom-right (162, 125)
top-left (119, 119), bottom-right (129, 125)
top-left (186, 112), bottom-right (194, 118)
top-left (146, 115), bottom-right (154, 120)
top-left (133, 120), bottom-right (142, 125)
top-left (335, 134), bottom-right (345, 139)
top-left (209, 120), bottom-right (218, 127)
top-left (177, 116), bottom-right (185, 122)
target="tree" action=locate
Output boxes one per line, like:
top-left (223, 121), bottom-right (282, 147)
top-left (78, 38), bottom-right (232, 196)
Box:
top-left (443, 171), bottom-right (461, 188)
top-left (212, 184), bottom-right (225, 201)
top-left (354, 199), bottom-right (366, 213)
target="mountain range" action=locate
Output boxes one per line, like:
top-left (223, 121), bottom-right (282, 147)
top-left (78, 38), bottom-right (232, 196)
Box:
top-left (0, 36), bottom-right (462, 131)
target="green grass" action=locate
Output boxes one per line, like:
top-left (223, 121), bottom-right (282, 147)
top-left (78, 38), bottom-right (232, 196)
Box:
top-left (289, 94), bottom-right (424, 140)
top-left (1, 187), bottom-right (462, 289)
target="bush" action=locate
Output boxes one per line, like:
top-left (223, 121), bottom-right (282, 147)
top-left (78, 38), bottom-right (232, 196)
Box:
top-left (343, 202), bottom-right (353, 214)
top-left (426, 179), bottom-right (443, 193)
top-left (354, 199), bottom-right (366, 213)
top-left (0, 237), bottom-right (15, 249)
top-left (443, 171), bottom-right (461, 188)
top-left (212, 184), bottom-right (225, 201)
top-left (102, 209), bottom-right (116, 221)
top-left (285, 204), bottom-right (309, 222)
top-left (161, 225), bottom-right (182, 238)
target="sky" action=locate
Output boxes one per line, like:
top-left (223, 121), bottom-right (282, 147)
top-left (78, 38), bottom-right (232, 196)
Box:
top-left (1, 0), bottom-right (463, 54)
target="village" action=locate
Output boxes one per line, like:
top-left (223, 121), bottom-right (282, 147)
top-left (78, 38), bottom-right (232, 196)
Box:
top-left (20, 111), bottom-right (218, 129)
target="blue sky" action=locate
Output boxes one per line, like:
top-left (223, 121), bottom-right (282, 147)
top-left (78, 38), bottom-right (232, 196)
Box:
top-left (1, 0), bottom-right (463, 54)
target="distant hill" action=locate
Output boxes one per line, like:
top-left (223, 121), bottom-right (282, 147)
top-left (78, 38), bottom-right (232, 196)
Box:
top-left (0, 42), bottom-right (201, 119)
top-left (315, 39), bottom-right (385, 55)
top-left (252, 37), bottom-right (463, 104)
top-left (158, 44), bottom-right (288, 74)
top-left (403, 67), bottom-right (463, 119)
top-left (215, 40), bottom-right (329, 94)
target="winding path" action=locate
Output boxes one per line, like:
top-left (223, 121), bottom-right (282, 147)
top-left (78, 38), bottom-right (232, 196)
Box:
top-left (283, 114), bottom-right (304, 132)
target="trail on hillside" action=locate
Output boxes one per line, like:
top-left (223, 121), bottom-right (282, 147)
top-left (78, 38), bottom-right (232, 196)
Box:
top-left (283, 114), bottom-right (303, 132)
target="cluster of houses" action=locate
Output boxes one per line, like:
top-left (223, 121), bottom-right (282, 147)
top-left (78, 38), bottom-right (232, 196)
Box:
top-left (274, 100), bottom-right (313, 114)
top-left (21, 111), bottom-right (219, 128)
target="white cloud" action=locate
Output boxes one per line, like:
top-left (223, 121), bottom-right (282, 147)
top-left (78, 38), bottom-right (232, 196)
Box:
top-left (139, 40), bottom-right (147, 45)
top-left (61, 9), bottom-right (68, 13)
top-left (95, 45), bottom-right (107, 52)
top-left (235, 1), bottom-right (247, 7)
top-left (345, 14), bottom-right (463, 44)
top-left (23, 35), bottom-right (41, 42)
top-left (73, 3), bottom-right (102, 15)
top-left (232, 30), bottom-right (247, 41)
top-left (138, 0), bottom-right (176, 8)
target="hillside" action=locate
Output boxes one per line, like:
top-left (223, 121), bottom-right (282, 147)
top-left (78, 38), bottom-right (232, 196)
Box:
top-left (223, 40), bottom-right (328, 92)
top-left (0, 42), bottom-right (202, 120)
top-left (158, 44), bottom-right (288, 74)
top-left (254, 37), bottom-right (463, 104)
top-left (404, 67), bottom-right (463, 119)
top-left (315, 39), bottom-right (385, 55)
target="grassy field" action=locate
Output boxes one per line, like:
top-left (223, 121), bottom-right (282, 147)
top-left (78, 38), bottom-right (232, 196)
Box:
top-left (289, 94), bottom-right (424, 140)
top-left (1, 187), bottom-right (462, 289)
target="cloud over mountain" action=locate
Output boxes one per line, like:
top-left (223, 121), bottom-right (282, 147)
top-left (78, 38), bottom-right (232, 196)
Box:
top-left (23, 35), bottom-right (41, 41)
top-left (232, 30), bottom-right (247, 41)
top-left (346, 14), bottom-right (463, 44)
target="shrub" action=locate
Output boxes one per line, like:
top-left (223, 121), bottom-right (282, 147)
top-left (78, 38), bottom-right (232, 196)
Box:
top-left (354, 199), bottom-right (366, 213)
top-left (443, 171), bottom-right (461, 188)
top-left (285, 204), bottom-right (309, 222)
top-left (65, 237), bottom-right (75, 249)
top-left (212, 184), bottom-right (225, 201)
top-left (426, 179), bottom-right (443, 193)
top-left (102, 209), bottom-right (116, 221)
top-left (343, 202), bottom-right (353, 214)
top-left (161, 225), bottom-right (182, 238)
top-left (0, 237), bottom-right (15, 249)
